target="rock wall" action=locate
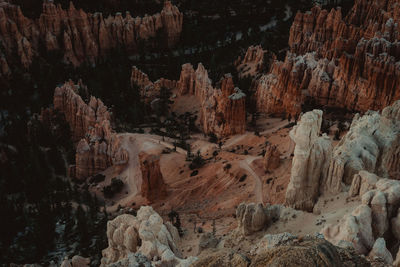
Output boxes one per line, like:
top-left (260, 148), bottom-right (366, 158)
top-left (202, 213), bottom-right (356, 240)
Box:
top-left (0, 0), bottom-right (183, 74)
top-left (325, 100), bottom-right (400, 194)
top-left (53, 80), bottom-right (128, 179)
top-left (235, 45), bottom-right (270, 79)
top-left (285, 110), bottom-right (332, 211)
top-left (264, 144), bottom-right (281, 171)
top-left (100, 206), bottom-right (196, 266)
top-left (255, 0), bottom-right (400, 116)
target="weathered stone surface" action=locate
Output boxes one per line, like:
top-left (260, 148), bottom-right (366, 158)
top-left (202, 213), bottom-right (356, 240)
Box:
top-left (323, 178), bottom-right (400, 256)
top-left (285, 110), bottom-right (332, 211)
top-left (53, 80), bottom-right (128, 179)
top-left (250, 235), bottom-right (370, 267)
top-left (60, 256), bottom-right (90, 267)
top-left (349, 171), bottom-right (380, 197)
top-left (236, 203), bottom-right (280, 236)
top-left (235, 45), bottom-right (270, 79)
top-left (368, 238), bottom-right (393, 265)
top-left (101, 206), bottom-right (196, 267)
top-left (263, 144), bottom-right (281, 171)
top-left (255, 0), bottom-right (400, 117)
top-left (325, 100), bottom-right (400, 194)
top-left (322, 204), bottom-right (375, 255)
top-left (139, 152), bottom-right (167, 202)
top-left (0, 0), bottom-right (182, 74)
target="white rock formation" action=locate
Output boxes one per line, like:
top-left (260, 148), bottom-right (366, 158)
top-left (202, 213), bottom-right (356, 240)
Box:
top-left (325, 100), bottom-right (400, 194)
top-left (236, 203), bottom-right (280, 236)
top-left (348, 171), bottom-right (380, 197)
top-left (60, 256), bottom-right (90, 267)
top-left (322, 178), bottom-right (400, 256)
top-left (368, 238), bottom-right (393, 265)
top-left (100, 206), bottom-right (196, 267)
top-left (285, 110), bottom-right (332, 211)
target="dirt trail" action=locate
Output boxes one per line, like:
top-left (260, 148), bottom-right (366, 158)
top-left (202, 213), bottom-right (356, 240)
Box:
top-left (239, 156), bottom-right (264, 203)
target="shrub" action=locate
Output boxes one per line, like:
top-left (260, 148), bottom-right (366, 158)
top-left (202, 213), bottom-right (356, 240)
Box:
top-left (89, 174), bottom-right (106, 184)
top-left (102, 178), bottom-right (124, 198)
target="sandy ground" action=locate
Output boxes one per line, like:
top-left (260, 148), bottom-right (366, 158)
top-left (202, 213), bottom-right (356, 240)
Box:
top-left (87, 109), bottom-right (354, 259)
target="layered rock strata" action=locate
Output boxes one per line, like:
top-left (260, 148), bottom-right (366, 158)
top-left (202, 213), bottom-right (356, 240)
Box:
top-left (255, 0), bottom-right (400, 116)
top-left (325, 100), bottom-right (400, 194)
top-left (100, 206), bottom-right (196, 266)
top-left (285, 110), bottom-right (332, 211)
top-left (53, 80), bottom-right (128, 179)
top-left (0, 0), bottom-right (183, 74)
top-left (235, 45), bottom-right (271, 78)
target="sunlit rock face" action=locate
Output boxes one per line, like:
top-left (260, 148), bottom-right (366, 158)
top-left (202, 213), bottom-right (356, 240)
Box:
top-left (0, 0), bottom-right (183, 74)
top-left (255, 0), bottom-right (400, 117)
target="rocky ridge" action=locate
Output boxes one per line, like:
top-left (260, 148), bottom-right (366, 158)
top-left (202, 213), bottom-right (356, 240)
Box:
top-left (254, 0), bottom-right (400, 117)
top-left (0, 0), bottom-right (183, 74)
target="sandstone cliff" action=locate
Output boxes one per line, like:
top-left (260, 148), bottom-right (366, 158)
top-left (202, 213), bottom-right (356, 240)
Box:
top-left (139, 152), bottom-right (167, 202)
top-left (235, 45), bottom-right (271, 79)
top-left (285, 110), bottom-right (332, 211)
top-left (255, 0), bottom-right (400, 116)
top-left (53, 80), bottom-right (128, 179)
top-left (0, 0), bottom-right (183, 74)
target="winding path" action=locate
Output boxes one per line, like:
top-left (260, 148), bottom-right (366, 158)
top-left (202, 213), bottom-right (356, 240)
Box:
top-left (239, 157), bottom-right (264, 204)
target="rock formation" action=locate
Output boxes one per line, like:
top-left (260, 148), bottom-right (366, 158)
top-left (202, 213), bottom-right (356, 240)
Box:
top-left (0, 0), bottom-right (183, 75)
top-left (139, 152), bottom-right (167, 202)
top-left (235, 45), bottom-right (270, 78)
top-left (349, 171), bottom-right (381, 198)
top-left (285, 110), bottom-right (332, 211)
top-left (263, 144), bottom-right (281, 171)
top-left (322, 177), bottom-right (400, 256)
top-left (325, 100), bottom-right (400, 194)
top-left (255, 0), bottom-right (400, 117)
top-left (368, 238), bottom-right (393, 265)
top-left (100, 206), bottom-right (196, 267)
top-left (178, 64), bottom-right (246, 137)
top-left (130, 66), bottom-right (177, 104)
top-left (132, 63), bottom-right (246, 137)
top-left (236, 202), bottom-right (280, 236)
top-left (60, 256), bottom-right (90, 267)
top-left (53, 80), bottom-right (128, 179)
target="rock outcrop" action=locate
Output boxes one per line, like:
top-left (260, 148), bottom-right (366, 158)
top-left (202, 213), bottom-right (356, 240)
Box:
top-left (236, 202), bottom-right (280, 236)
top-left (130, 66), bottom-right (177, 104)
top-left (178, 64), bottom-right (246, 137)
top-left (139, 152), bottom-right (167, 202)
top-left (53, 80), bottom-right (128, 179)
top-left (349, 171), bottom-right (381, 198)
top-left (100, 206), bottom-right (196, 267)
top-left (368, 238), bottom-right (393, 265)
top-left (285, 110), bottom-right (332, 211)
top-left (0, 0), bottom-right (183, 74)
top-left (325, 100), bottom-right (400, 194)
top-left (255, 0), bottom-right (400, 117)
top-left (235, 45), bottom-right (271, 78)
top-left (60, 256), bottom-right (90, 267)
top-left (322, 178), bottom-right (400, 256)
top-left (263, 144), bottom-right (281, 171)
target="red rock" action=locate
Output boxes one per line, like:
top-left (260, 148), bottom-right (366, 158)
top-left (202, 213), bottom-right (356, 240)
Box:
top-left (255, 0), bottom-right (400, 116)
top-left (0, 0), bottom-right (183, 74)
top-left (264, 144), bottom-right (281, 171)
top-left (139, 152), bottom-right (167, 202)
top-left (53, 80), bottom-right (128, 179)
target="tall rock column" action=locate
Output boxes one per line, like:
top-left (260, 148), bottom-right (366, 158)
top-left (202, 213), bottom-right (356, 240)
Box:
top-left (285, 110), bottom-right (332, 211)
